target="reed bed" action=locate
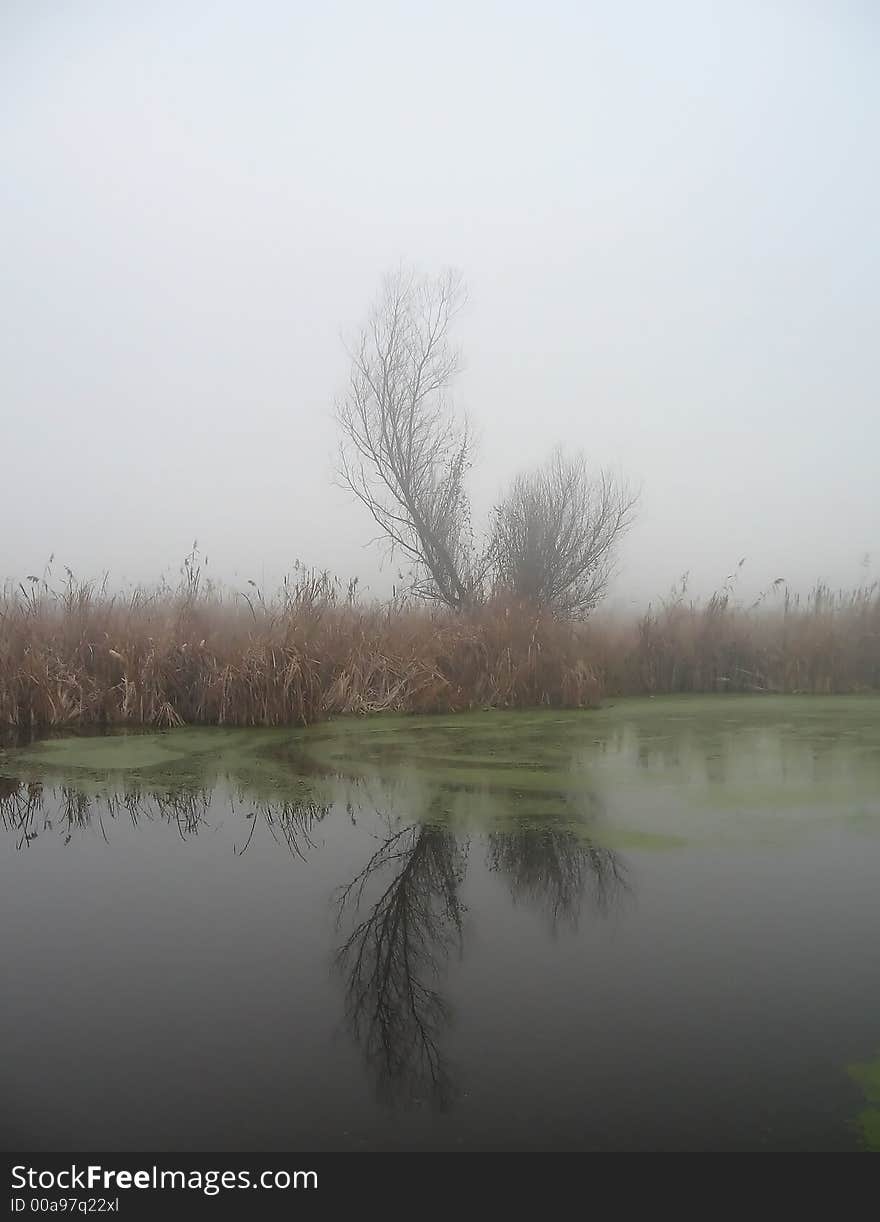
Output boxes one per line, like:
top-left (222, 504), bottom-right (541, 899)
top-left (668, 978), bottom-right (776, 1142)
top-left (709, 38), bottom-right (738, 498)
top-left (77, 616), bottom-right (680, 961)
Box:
top-left (586, 580), bottom-right (880, 696)
top-left (0, 566), bottom-right (599, 732)
top-left (1, 565), bottom-right (878, 733)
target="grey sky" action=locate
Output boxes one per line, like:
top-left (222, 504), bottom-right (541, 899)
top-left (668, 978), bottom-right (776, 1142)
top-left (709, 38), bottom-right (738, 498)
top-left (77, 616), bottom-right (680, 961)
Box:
top-left (3, 0), bottom-right (878, 606)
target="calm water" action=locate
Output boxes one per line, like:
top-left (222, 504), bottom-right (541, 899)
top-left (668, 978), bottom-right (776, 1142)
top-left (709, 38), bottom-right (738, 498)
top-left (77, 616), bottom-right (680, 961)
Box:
top-left (1, 696), bottom-right (879, 1152)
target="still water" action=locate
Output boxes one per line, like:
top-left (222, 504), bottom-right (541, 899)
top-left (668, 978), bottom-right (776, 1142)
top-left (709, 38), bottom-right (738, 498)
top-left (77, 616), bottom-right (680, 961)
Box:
top-left (1, 696), bottom-right (879, 1152)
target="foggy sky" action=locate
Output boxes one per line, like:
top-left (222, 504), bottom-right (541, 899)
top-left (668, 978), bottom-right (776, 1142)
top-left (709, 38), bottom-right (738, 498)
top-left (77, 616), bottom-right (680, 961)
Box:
top-left (3, 0), bottom-right (878, 608)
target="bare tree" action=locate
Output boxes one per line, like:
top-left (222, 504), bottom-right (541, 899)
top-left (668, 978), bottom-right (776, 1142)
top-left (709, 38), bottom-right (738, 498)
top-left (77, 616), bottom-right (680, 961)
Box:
top-left (490, 448), bottom-right (637, 619)
top-left (336, 266), bottom-right (482, 609)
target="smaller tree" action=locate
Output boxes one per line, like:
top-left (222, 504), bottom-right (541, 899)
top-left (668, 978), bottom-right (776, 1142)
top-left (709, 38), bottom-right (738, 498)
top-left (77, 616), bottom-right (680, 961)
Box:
top-left (490, 448), bottom-right (637, 619)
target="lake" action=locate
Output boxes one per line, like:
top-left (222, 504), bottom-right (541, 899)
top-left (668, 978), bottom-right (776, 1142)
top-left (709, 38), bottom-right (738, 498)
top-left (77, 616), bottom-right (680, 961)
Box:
top-left (2, 696), bottom-right (879, 1151)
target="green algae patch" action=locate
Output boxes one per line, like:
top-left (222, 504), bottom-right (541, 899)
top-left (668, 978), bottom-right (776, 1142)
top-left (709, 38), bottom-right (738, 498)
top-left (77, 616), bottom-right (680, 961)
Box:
top-left (8, 730), bottom-right (225, 773)
top-left (285, 696), bottom-right (880, 848)
top-left (593, 827), bottom-right (688, 851)
top-left (3, 695), bottom-right (880, 847)
top-left (838, 810), bottom-right (880, 834)
top-left (0, 726), bottom-right (307, 802)
top-left (848, 1056), bottom-right (880, 1151)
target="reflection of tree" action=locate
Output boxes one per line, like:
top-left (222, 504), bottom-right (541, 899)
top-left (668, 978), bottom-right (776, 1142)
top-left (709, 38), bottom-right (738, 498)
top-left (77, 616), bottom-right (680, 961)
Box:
top-left (487, 824), bottom-right (626, 932)
top-left (335, 820), bottom-right (466, 1109)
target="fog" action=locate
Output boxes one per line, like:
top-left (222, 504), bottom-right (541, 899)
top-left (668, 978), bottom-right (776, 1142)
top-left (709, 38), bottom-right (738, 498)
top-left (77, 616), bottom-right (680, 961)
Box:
top-left (3, 0), bottom-right (878, 608)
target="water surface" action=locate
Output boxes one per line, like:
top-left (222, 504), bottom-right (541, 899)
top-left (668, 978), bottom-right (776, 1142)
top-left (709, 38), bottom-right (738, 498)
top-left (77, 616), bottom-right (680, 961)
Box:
top-left (2, 696), bottom-right (879, 1151)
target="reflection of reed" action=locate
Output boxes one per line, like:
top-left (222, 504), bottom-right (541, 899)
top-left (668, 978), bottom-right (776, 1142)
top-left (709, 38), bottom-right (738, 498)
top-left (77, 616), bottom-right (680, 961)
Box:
top-left (234, 797), bottom-right (327, 860)
top-left (487, 825), bottom-right (627, 931)
top-left (0, 778), bottom-right (327, 860)
top-left (335, 821), bottom-right (466, 1109)
top-left (0, 777), bottom-right (45, 848)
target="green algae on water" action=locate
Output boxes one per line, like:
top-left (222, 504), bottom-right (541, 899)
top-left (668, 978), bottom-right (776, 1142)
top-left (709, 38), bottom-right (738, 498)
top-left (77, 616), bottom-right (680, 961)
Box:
top-left (2, 695), bottom-right (880, 849)
top-left (848, 1056), bottom-right (880, 1151)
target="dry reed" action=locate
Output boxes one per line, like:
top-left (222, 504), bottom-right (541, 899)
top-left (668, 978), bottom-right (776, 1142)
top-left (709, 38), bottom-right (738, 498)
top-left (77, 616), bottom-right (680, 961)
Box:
top-left (2, 561), bottom-right (878, 734)
top-left (0, 561), bottom-right (600, 733)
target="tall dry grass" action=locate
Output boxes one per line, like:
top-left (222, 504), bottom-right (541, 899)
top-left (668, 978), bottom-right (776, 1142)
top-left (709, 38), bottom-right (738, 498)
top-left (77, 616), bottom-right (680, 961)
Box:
top-left (0, 559), bottom-right (599, 733)
top-left (1, 560), bottom-right (878, 734)
top-left (585, 577), bottom-right (880, 696)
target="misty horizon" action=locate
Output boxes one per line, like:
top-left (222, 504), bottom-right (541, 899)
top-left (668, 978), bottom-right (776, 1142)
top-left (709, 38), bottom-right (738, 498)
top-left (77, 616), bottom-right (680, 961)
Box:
top-left (3, 1), bottom-right (878, 607)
